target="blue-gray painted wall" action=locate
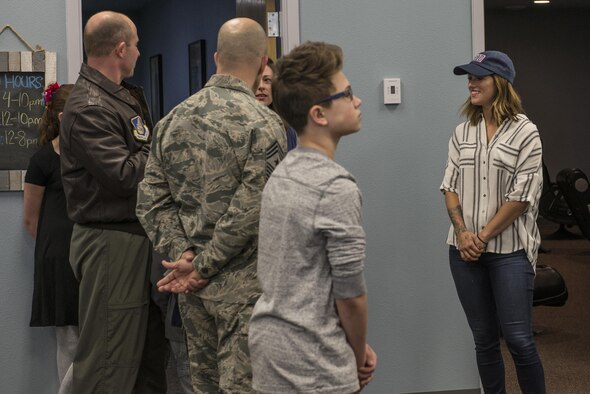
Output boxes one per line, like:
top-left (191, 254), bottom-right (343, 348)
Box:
top-left (0, 1), bottom-right (480, 393)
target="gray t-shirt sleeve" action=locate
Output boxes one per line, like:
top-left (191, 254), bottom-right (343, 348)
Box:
top-left (315, 176), bottom-right (367, 299)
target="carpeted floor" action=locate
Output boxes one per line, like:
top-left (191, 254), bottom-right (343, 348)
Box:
top-left (502, 221), bottom-right (590, 393)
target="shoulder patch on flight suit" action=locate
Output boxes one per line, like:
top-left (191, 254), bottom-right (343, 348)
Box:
top-left (130, 116), bottom-right (150, 142)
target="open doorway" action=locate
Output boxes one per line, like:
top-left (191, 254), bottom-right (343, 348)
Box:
top-left (483, 1), bottom-right (590, 392)
top-left (484, 0), bottom-right (590, 178)
top-left (80, 0), bottom-right (237, 117)
top-left (66, 0), bottom-right (300, 119)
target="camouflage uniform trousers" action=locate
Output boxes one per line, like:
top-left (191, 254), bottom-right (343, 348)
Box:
top-left (179, 292), bottom-right (257, 393)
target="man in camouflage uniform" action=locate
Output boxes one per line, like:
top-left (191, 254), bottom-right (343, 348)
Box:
top-left (136, 18), bottom-right (286, 393)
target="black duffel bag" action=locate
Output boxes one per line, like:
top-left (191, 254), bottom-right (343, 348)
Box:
top-left (533, 264), bottom-right (568, 307)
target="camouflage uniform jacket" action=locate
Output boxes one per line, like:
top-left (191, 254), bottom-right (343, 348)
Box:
top-left (137, 74), bottom-right (286, 302)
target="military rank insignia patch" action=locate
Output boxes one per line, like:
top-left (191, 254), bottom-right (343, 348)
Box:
top-left (265, 140), bottom-right (285, 179)
top-left (131, 116), bottom-right (150, 142)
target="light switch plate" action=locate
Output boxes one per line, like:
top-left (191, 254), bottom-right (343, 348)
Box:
top-left (384, 78), bottom-right (401, 104)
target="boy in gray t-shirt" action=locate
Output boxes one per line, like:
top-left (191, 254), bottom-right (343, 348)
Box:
top-left (248, 41), bottom-right (377, 393)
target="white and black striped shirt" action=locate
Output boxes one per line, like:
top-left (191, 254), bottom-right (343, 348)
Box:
top-left (441, 114), bottom-right (543, 266)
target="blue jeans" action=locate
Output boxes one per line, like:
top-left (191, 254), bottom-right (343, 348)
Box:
top-left (449, 246), bottom-right (546, 394)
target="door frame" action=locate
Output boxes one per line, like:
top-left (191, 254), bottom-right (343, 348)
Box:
top-left (65, 0), bottom-right (83, 83)
top-left (472, 0), bottom-right (485, 55)
top-left (280, 0), bottom-right (300, 54)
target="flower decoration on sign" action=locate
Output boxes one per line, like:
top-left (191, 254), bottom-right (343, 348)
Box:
top-left (43, 82), bottom-right (60, 107)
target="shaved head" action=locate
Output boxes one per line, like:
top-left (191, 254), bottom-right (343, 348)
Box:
top-left (216, 18), bottom-right (267, 71)
top-left (84, 11), bottom-right (135, 57)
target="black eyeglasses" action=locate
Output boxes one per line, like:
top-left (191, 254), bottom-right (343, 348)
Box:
top-left (315, 85), bottom-right (354, 104)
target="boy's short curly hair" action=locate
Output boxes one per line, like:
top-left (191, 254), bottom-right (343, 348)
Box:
top-left (272, 42), bottom-right (343, 135)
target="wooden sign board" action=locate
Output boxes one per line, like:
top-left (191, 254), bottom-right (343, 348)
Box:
top-left (0, 51), bottom-right (56, 191)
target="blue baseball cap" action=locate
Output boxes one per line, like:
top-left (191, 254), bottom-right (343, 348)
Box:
top-left (453, 50), bottom-right (515, 84)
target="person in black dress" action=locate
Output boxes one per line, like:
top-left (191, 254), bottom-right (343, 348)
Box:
top-left (23, 83), bottom-right (78, 394)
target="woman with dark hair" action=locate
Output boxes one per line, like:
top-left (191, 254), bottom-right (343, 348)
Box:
top-left (255, 57), bottom-right (276, 110)
top-left (256, 58), bottom-right (297, 151)
top-left (441, 51), bottom-right (546, 393)
top-left (23, 83), bottom-right (78, 394)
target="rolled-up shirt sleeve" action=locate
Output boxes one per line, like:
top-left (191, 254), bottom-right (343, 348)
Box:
top-left (505, 130), bottom-right (543, 204)
top-left (441, 129), bottom-right (460, 194)
top-left (315, 177), bottom-right (367, 299)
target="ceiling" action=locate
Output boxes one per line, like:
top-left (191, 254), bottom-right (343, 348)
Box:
top-left (486, 0), bottom-right (590, 10)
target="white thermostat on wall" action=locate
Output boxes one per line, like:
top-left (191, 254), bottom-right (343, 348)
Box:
top-left (383, 78), bottom-right (401, 105)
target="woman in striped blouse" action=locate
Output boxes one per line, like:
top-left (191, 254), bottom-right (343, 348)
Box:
top-left (441, 51), bottom-right (546, 394)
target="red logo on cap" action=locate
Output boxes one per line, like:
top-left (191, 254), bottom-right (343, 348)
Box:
top-left (473, 54), bottom-right (486, 63)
